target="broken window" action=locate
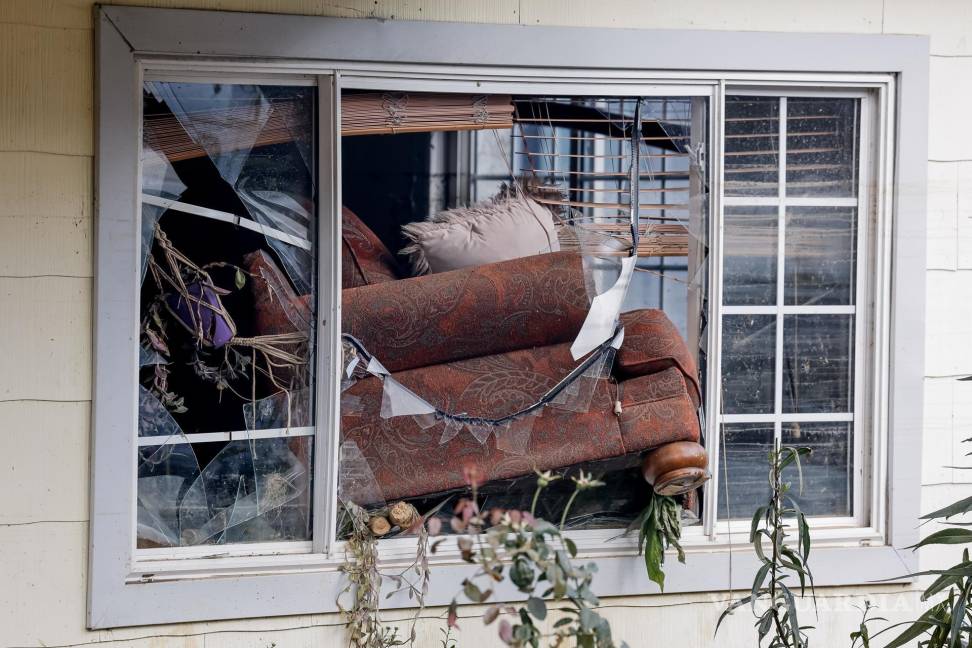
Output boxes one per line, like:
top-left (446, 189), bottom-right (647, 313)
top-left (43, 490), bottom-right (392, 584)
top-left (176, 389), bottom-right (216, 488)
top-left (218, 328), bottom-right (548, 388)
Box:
top-left (137, 81), bottom-right (317, 548)
top-left (337, 93), bottom-right (710, 537)
top-left (131, 84), bottom-right (870, 551)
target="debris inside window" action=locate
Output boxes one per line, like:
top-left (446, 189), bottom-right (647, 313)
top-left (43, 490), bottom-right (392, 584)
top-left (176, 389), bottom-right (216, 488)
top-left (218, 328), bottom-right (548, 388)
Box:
top-left (135, 85), bottom-right (714, 549)
top-left (337, 93), bottom-right (711, 536)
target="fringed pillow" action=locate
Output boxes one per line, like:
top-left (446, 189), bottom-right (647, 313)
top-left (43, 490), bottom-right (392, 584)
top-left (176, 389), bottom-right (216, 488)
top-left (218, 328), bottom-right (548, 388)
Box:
top-left (399, 194), bottom-right (560, 275)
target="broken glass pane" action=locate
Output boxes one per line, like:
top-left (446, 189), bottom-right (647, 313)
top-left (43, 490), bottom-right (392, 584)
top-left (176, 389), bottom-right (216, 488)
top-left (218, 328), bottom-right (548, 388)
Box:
top-left (137, 80), bottom-right (317, 548)
top-left (339, 92), bottom-right (709, 536)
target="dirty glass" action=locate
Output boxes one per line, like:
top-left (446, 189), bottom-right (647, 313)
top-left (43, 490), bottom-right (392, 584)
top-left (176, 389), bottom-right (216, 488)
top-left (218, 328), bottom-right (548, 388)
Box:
top-left (724, 96), bottom-right (779, 197)
top-left (719, 94), bottom-right (862, 520)
top-left (786, 97), bottom-right (860, 198)
top-left (136, 81), bottom-right (316, 548)
top-left (721, 314), bottom-right (776, 415)
top-left (723, 206), bottom-right (778, 306)
top-left (338, 92), bottom-right (709, 538)
top-left (784, 206), bottom-right (857, 306)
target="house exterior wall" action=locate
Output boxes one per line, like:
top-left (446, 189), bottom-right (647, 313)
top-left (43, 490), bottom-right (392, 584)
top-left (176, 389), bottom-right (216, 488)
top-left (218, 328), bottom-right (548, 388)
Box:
top-left (0, 1), bottom-right (968, 646)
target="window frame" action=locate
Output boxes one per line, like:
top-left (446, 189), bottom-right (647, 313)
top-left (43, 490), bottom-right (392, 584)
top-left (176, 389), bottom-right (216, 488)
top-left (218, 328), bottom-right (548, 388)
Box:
top-left (91, 6), bottom-right (928, 628)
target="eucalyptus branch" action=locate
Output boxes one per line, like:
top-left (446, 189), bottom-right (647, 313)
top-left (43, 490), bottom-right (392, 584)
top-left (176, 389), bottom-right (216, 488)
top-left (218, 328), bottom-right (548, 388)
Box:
top-left (443, 469), bottom-right (627, 648)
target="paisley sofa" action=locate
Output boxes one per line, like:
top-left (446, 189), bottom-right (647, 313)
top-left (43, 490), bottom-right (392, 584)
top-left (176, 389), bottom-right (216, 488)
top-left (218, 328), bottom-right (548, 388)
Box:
top-left (247, 207), bottom-right (709, 504)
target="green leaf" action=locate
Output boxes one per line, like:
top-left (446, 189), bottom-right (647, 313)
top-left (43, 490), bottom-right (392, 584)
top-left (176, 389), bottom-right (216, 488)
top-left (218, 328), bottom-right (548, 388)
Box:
top-left (921, 495), bottom-right (972, 521)
top-left (750, 506), bottom-right (767, 542)
top-left (642, 526), bottom-right (665, 591)
top-left (463, 579), bottom-right (485, 603)
top-left (882, 604), bottom-right (947, 648)
top-left (234, 268), bottom-right (246, 290)
top-left (907, 528), bottom-right (972, 550)
top-left (564, 537), bottom-right (578, 558)
top-left (526, 596), bottom-right (547, 620)
top-left (751, 563), bottom-right (771, 612)
top-left (715, 595), bottom-right (752, 635)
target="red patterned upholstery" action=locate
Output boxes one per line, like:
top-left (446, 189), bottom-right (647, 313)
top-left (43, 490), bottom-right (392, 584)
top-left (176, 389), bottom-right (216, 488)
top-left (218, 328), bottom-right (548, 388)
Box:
top-left (341, 343), bottom-right (699, 502)
top-left (342, 207), bottom-right (401, 288)
top-left (245, 210), bottom-right (704, 504)
top-left (618, 309), bottom-right (702, 406)
top-left (342, 251), bottom-right (591, 373)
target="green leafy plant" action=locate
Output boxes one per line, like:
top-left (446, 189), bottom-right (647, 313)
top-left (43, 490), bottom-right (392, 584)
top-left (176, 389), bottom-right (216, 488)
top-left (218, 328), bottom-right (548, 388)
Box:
top-left (849, 601), bottom-right (884, 648)
top-left (444, 469), bottom-right (628, 648)
top-left (630, 490), bottom-right (685, 591)
top-left (875, 434), bottom-right (972, 647)
top-left (717, 445), bottom-right (815, 647)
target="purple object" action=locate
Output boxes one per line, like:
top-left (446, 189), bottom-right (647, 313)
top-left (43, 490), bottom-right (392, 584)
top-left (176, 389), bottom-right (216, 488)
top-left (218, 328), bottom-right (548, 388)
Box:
top-left (165, 281), bottom-right (236, 348)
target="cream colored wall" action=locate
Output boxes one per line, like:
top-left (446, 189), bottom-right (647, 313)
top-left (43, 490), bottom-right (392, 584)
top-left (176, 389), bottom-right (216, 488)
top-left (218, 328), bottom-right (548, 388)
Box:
top-left (1, 1), bottom-right (969, 646)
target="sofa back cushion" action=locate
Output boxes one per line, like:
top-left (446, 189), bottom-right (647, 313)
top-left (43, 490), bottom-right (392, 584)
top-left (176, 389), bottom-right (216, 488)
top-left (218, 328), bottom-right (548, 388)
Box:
top-left (342, 207), bottom-right (401, 288)
top-left (342, 251), bottom-right (592, 373)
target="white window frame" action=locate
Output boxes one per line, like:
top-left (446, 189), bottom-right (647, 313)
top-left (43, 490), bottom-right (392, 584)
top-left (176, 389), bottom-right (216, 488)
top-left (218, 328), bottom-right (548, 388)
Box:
top-left (91, 6), bottom-right (928, 628)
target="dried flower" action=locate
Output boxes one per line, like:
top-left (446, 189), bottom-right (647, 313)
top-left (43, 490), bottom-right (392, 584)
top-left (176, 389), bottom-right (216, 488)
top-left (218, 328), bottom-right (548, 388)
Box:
top-left (571, 470), bottom-right (605, 491)
top-left (368, 515), bottom-right (391, 537)
top-left (534, 469), bottom-right (561, 488)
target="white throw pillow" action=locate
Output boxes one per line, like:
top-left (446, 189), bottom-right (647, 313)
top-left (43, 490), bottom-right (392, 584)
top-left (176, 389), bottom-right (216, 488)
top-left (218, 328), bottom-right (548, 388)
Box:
top-left (400, 195), bottom-right (561, 275)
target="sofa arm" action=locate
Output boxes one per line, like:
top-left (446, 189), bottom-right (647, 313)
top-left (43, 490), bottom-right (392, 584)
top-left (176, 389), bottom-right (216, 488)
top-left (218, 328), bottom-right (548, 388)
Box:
top-left (617, 309), bottom-right (702, 407)
top-left (342, 251), bottom-right (592, 372)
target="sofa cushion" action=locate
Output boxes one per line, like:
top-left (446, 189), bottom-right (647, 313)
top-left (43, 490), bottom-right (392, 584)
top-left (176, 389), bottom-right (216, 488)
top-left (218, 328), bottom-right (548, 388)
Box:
top-left (342, 207), bottom-right (401, 288)
top-left (341, 341), bottom-right (626, 503)
top-left (342, 250), bottom-right (591, 373)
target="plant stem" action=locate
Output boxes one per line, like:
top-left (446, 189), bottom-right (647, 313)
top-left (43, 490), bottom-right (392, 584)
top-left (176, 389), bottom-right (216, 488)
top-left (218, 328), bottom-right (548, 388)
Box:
top-left (530, 483), bottom-right (543, 518)
top-left (768, 448), bottom-right (792, 648)
top-left (559, 488), bottom-right (580, 532)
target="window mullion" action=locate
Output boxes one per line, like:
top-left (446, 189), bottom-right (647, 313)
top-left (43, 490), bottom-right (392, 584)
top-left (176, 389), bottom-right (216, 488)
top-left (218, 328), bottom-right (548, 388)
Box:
top-left (774, 97), bottom-right (788, 449)
top-left (314, 73), bottom-right (342, 555)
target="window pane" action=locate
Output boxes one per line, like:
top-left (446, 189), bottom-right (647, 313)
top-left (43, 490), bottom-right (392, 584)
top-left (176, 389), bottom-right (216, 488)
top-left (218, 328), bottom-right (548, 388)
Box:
top-left (725, 96), bottom-right (779, 197)
top-left (137, 82), bottom-right (317, 548)
top-left (782, 314), bottom-right (854, 413)
top-left (721, 314), bottom-right (776, 414)
top-left (785, 97), bottom-right (860, 197)
top-left (785, 206), bottom-right (857, 306)
top-left (781, 422), bottom-right (853, 517)
top-left (718, 423), bottom-right (774, 520)
top-left (723, 206), bottom-right (778, 305)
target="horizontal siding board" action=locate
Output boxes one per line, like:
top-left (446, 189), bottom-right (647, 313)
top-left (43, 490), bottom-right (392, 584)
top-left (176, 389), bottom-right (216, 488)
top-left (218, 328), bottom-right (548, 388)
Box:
top-left (0, 23), bottom-right (92, 156)
top-left (0, 401), bottom-right (90, 524)
top-left (0, 277), bottom-right (92, 402)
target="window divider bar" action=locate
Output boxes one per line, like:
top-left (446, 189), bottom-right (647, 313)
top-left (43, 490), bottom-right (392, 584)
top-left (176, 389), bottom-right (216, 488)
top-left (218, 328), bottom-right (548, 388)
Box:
top-left (723, 196), bottom-right (858, 208)
top-left (136, 427), bottom-right (316, 447)
top-left (720, 412), bottom-right (855, 424)
top-left (722, 304), bottom-right (856, 315)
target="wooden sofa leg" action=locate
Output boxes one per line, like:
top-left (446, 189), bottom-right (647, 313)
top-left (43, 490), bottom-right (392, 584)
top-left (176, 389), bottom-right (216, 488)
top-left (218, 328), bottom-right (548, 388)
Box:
top-left (641, 441), bottom-right (710, 496)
